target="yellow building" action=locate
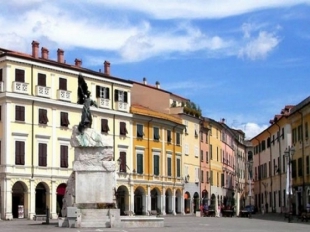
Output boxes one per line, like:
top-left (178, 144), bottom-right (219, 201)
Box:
top-left (116, 104), bottom-right (184, 216)
top-left (0, 41), bottom-right (132, 220)
top-left (287, 96), bottom-right (310, 212)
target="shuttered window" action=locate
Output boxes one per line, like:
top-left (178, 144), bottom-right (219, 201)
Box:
top-left (96, 86), bottom-right (110, 99)
top-left (15, 69), bottom-right (25, 82)
top-left (15, 106), bottom-right (25, 121)
top-left (101, 119), bottom-right (109, 133)
top-left (154, 155), bottom-right (160, 176)
top-left (119, 152), bottom-right (127, 172)
top-left (15, 141), bottom-right (25, 165)
top-left (60, 145), bottom-right (68, 168)
top-left (38, 73), bottom-right (46, 86)
top-left (137, 153), bottom-right (143, 174)
top-left (60, 112), bottom-right (69, 127)
top-left (39, 109), bottom-right (48, 124)
top-left (59, 78), bottom-right (67, 90)
top-left (167, 157), bottom-right (171, 176)
top-left (176, 158), bottom-right (181, 177)
top-left (120, 122), bottom-right (128, 135)
top-left (38, 143), bottom-right (47, 166)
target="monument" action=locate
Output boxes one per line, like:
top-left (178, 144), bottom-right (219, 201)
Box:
top-left (60, 74), bottom-right (120, 228)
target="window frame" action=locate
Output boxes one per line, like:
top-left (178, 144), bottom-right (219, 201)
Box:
top-left (153, 127), bottom-right (160, 141)
top-left (153, 154), bottom-right (160, 176)
top-left (120, 122), bottom-right (128, 136)
top-left (15, 69), bottom-right (25, 82)
top-left (60, 145), bottom-right (68, 168)
top-left (137, 124), bottom-right (143, 138)
top-left (38, 143), bottom-right (47, 167)
top-left (96, 86), bottom-right (110, 99)
top-left (39, 109), bottom-right (48, 124)
top-left (119, 151), bottom-right (127, 173)
top-left (38, 73), bottom-right (46, 86)
top-left (15, 105), bottom-right (25, 121)
top-left (101, 119), bottom-right (110, 133)
top-left (60, 112), bottom-right (70, 127)
top-left (15, 141), bottom-right (25, 165)
top-left (59, 78), bottom-right (67, 91)
top-left (137, 153), bottom-right (143, 174)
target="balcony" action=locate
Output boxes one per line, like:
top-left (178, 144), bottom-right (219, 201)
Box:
top-left (0, 82), bottom-right (3, 92)
top-left (13, 82), bottom-right (29, 94)
top-left (116, 101), bottom-right (128, 111)
top-left (57, 89), bottom-right (71, 102)
top-left (36, 86), bottom-right (51, 98)
top-left (97, 98), bottom-right (110, 108)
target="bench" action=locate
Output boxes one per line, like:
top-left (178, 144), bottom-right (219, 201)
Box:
top-left (222, 210), bottom-right (234, 217)
top-left (148, 210), bottom-right (159, 216)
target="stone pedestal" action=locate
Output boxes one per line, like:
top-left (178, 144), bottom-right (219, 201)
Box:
top-left (61, 126), bottom-right (120, 228)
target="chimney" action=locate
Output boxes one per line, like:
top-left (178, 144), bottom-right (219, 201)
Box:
top-left (221, 118), bottom-right (225, 123)
top-left (57, 49), bottom-right (64, 63)
top-left (104, 61), bottom-right (110, 75)
top-left (41, 47), bottom-right (49, 59)
top-left (75, 58), bottom-right (82, 67)
top-left (143, 77), bottom-right (147, 85)
top-left (155, 81), bottom-right (160, 89)
top-left (31, 41), bottom-right (39, 58)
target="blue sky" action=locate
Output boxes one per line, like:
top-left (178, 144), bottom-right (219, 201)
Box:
top-left (1, 0), bottom-right (310, 138)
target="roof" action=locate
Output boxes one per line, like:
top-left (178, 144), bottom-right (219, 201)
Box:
top-left (289, 96), bottom-right (310, 116)
top-left (0, 47), bottom-right (132, 85)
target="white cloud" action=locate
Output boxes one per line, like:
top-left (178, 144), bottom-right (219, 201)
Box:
top-left (89, 0), bottom-right (310, 19)
top-left (234, 122), bottom-right (269, 140)
top-left (238, 31), bottom-right (280, 60)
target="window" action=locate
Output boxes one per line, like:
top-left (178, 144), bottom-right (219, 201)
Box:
top-left (15, 141), bottom-right (25, 165)
top-left (267, 137), bottom-right (271, 148)
top-left (15, 69), bottom-right (25, 82)
top-left (15, 106), bottom-right (25, 121)
top-left (101, 119), bottom-right (110, 133)
top-left (137, 124), bottom-right (143, 138)
top-left (154, 155), bottom-right (160, 175)
top-left (200, 150), bottom-right (203, 162)
top-left (305, 122), bottom-right (309, 139)
top-left (221, 173), bottom-right (224, 187)
top-left (96, 86), bottom-right (110, 99)
top-left (60, 112), bottom-right (70, 127)
top-left (38, 143), bottom-right (47, 166)
top-left (298, 158), bottom-right (303, 177)
top-left (176, 158), bottom-right (181, 177)
top-left (0, 69), bottom-right (3, 81)
top-left (210, 144), bottom-right (213, 159)
top-left (114, 90), bottom-right (128, 103)
top-left (292, 128), bottom-right (297, 144)
top-left (206, 151), bottom-right (209, 163)
top-left (38, 73), bottom-right (46, 86)
top-left (282, 128), bottom-right (284, 140)
top-left (167, 130), bottom-right (171, 143)
top-left (292, 160), bottom-right (296, 178)
top-left (59, 78), bottom-right (67, 90)
top-left (153, 127), bottom-right (160, 141)
top-left (176, 132), bottom-right (180, 145)
top-left (60, 145), bottom-right (68, 168)
top-left (137, 153), bottom-right (143, 174)
top-left (206, 171), bottom-right (209, 183)
top-left (0, 105), bottom-right (2, 121)
top-left (194, 124), bottom-right (198, 137)
top-left (120, 122), bottom-right (128, 135)
top-left (119, 152), bottom-right (127, 172)
top-left (39, 109), bottom-right (48, 124)
top-left (0, 141), bottom-right (1, 164)
top-left (298, 125), bottom-right (303, 141)
top-left (167, 156), bottom-right (172, 176)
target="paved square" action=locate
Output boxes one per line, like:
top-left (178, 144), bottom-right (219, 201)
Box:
top-left (1, 214), bottom-right (309, 232)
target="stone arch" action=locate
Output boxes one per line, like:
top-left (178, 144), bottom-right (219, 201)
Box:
top-left (12, 181), bottom-right (28, 218)
top-left (116, 185), bottom-right (129, 215)
top-left (165, 188), bottom-right (173, 214)
top-left (35, 182), bottom-right (49, 215)
top-left (175, 189), bottom-right (182, 214)
top-left (56, 183), bottom-right (67, 217)
top-left (134, 186), bottom-right (146, 215)
top-left (150, 187), bottom-right (161, 212)
top-left (193, 192), bottom-right (199, 212)
top-left (184, 191), bottom-right (191, 214)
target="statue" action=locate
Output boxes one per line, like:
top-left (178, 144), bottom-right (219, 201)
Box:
top-left (77, 74), bottom-right (98, 133)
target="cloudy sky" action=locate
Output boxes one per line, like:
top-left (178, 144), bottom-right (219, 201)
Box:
top-left (1, 0), bottom-right (310, 139)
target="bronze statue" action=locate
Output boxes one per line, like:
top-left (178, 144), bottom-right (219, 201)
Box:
top-left (77, 74), bottom-right (98, 133)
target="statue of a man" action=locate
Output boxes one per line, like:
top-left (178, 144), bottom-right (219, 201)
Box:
top-left (77, 74), bottom-right (98, 133)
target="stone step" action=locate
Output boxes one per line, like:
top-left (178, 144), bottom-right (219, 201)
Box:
top-left (81, 217), bottom-right (110, 221)
top-left (80, 221), bottom-right (110, 228)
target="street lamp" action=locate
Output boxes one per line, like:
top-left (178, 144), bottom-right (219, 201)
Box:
top-left (284, 146), bottom-right (295, 223)
top-left (247, 151), bottom-right (253, 219)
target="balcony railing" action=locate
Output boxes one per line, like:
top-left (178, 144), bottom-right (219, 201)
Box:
top-left (13, 82), bottom-right (29, 94)
top-left (36, 85), bottom-right (51, 98)
top-left (98, 98), bottom-right (110, 108)
top-left (57, 89), bottom-right (71, 102)
top-left (116, 101), bottom-right (128, 111)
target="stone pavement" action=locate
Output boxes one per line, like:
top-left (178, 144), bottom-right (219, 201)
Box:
top-left (0, 213), bottom-right (309, 232)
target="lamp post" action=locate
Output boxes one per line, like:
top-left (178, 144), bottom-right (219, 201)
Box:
top-left (284, 146), bottom-right (295, 223)
top-left (247, 151), bottom-right (253, 219)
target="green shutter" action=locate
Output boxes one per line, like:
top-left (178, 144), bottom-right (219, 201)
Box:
top-left (154, 155), bottom-right (159, 175)
top-left (137, 154), bottom-right (143, 174)
top-left (177, 159), bottom-right (180, 177)
top-left (167, 157), bottom-right (171, 176)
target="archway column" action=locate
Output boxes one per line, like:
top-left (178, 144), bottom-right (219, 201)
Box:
top-left (29, 179), bottom-right (35, 220)
top-left (161, 187), bottom-right (166, 215)
top-left (130, 185), bottom-right (134, 213)
top-left (172, 189), bottom-right (176, 215)
top-left (181, 189), bottom-right (185, 215)
top-left (51, 181), bottom-right (58, 219)
top-left (3, 178), bottom-right (13, 220)
top-left (146, 185), bottom-right (151, 214)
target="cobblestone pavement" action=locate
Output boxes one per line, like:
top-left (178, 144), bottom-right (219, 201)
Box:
top-left (0, 214), bottom-right (309, 232)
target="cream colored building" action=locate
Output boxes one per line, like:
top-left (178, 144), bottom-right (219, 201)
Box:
top-left (0, 41), bottom-right (132, 220)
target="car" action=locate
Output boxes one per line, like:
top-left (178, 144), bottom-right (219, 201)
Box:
top-left (244, 205), bottom-right (256, 214)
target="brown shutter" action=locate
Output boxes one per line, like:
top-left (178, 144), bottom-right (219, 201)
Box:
top-left (101, 119), bottom-right (109, 133)
top-left (114, 89), bottom-right (119, 101)
top-left (96, 86), bottom-right (100, 98)
top-left (124, 92), bottom-right (128, 103)
top-left (120, 152), bottom-right (126, 172)
top-left (38, 73), bottom-right (46, 86)
top-left (59, 78), bottom-right (67, 90)
top-left (15, 69), bottom-right (25, 82)
top-left (61, 112), bottom-right (69, 126)
top-left (20, 142), bottom-right (25, 165)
